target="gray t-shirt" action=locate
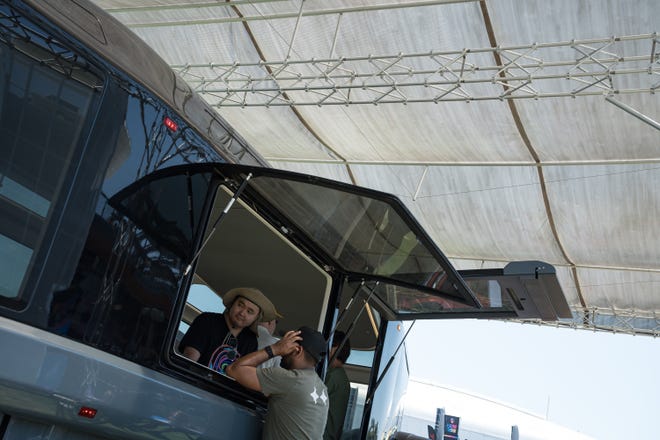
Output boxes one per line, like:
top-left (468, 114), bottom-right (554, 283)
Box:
top-left (257, 367), bottom-right (329, 440)
top-left (257, 326), bottom-right (281, 369)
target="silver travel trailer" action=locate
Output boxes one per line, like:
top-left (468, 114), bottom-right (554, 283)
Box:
top-left (0, 1), bottom-right (572, 439)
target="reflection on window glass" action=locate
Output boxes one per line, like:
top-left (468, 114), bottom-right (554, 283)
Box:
top-left (0, 41), bottom-right (98, 303)
top-left (100, 92), bottom-right (223, 198)
top-left (0, 176), bottom-right (49, 217)
top-left (56, 170), bottom-right (212, 365)
top-left (111, 173), bottom-right (211, 260)
top-left (464, 279), bottom-right (504, 308)
top-left (0, 235), bottom-right (32, 298)
top-left (344, 383), bottom-right (368, 433)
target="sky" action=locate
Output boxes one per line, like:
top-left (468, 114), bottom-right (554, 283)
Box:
top-left (404, 319), bottom-right (660, 440)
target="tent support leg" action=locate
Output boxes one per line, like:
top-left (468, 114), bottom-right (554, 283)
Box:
top-left (605, 95), bottom-right (660, 131)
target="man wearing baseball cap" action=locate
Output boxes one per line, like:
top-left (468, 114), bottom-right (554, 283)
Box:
top-left (227, 326), bottom-right (329, 440)
top-left (179, 287), bottom-right (276, 374)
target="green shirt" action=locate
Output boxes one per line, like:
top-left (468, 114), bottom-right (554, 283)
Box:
top-left (257, 367), bottom-right (329, 440)
top-left (323, 366), bottom-right (350, 440)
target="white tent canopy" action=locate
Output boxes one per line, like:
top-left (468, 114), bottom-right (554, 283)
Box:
top-left (94, 0), bottom-right (659, 336)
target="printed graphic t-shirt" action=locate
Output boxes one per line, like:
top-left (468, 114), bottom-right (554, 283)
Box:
top-left (179, 312), bottom-right (257, 373)
top-left (257, 367), bottom-right (329, 440)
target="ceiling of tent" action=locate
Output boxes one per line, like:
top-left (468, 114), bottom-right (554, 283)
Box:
top-left (93, 0), bottom-right (659, 336)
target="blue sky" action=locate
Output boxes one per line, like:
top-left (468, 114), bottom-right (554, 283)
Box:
top-left (404, 319), bottom-right (660, 440)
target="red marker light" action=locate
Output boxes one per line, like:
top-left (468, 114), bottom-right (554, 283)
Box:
top-left (163, 116), bottom-right (178, 132)
top-left (78, 406), bottom-right (98, 418)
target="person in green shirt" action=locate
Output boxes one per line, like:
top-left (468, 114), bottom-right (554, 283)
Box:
top-left (324, 331), bottom-right (351, 440)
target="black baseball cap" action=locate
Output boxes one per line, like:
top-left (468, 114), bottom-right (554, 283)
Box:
top-left (298, 326), bottom-right (326, 363)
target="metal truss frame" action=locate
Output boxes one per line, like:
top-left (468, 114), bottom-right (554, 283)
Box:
top-left (515, 306), bottom-right (660, 337)
top-left (171, 33), bottom-right (659, 107)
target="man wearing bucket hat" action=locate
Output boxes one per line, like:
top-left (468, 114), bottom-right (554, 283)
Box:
top-left (226, 326), bottom-right (329, 440)
top-left (179, 287), bottom-right (276, 374)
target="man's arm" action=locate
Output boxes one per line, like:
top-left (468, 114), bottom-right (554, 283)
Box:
top-left (226, 330), bottom-right (301, 392)
top-left (226, 348), bottom-right (269, 391)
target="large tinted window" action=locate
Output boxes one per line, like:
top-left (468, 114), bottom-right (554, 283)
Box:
top-left (51, 171), bottom-right (213, 362)
top-left (0, 13), bottom-right (102, 307)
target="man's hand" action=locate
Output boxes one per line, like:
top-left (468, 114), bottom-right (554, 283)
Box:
top-left (272, 330), bottom-right (302, 357)
top-left (227, 330), bottom-right (305, 393)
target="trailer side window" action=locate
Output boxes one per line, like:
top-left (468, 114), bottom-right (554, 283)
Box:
top-left (174, 184), bottom-right (332, 382)
top-left (0, 38), bottom-right (101, 308)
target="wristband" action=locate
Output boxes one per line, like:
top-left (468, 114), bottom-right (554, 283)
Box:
top-left (264, 345), bottom-right (274, 359)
